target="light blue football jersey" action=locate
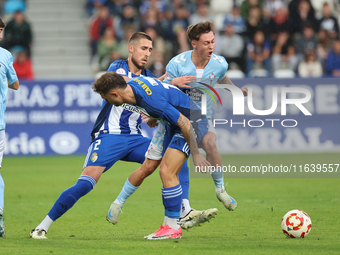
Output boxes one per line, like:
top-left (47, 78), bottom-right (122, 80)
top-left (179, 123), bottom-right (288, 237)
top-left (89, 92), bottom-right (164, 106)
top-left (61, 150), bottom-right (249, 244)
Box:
top-left (0, 47), bottom-right (18, 130)
top-left (164, 50), bottom-right (228, 118)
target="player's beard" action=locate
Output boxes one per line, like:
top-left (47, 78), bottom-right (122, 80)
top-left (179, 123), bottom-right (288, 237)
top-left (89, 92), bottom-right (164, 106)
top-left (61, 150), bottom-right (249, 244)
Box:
top-left (131, 55), bottom-right (146, 70)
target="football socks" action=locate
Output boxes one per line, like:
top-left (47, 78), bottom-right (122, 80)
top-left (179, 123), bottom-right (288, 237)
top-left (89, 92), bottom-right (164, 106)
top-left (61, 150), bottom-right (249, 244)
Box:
top-left (48, 175), bottom-right (96, 221)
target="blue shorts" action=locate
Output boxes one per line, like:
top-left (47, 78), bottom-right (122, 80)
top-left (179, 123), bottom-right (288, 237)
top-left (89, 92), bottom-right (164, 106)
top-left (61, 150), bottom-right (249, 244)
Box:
top-left (83, 133), bottom-right (151, 172)
top-left (163, 119), bottom-right (208, 157)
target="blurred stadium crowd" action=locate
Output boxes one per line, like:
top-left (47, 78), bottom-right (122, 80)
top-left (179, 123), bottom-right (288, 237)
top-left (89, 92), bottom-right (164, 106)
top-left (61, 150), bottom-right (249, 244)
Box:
top-left (1, 0), bottom-right (340, 78)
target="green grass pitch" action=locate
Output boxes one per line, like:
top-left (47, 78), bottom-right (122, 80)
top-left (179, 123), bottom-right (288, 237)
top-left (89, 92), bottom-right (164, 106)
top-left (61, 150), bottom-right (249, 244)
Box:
top-left (0, 153), bottom-right (339, 254)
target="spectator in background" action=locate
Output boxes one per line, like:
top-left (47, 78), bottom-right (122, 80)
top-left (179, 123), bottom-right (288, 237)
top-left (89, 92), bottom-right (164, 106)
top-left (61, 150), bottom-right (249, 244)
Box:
top-left (298, 49), bottom-right (322, 77)
top-left (319, 2), bottom-right (339, 40)
top-left (86, 0), bottom-right (108, 17)
top-left (141, 8), bottom-right (162, 35)
top-left (117, 25), bottom-right (136, 59)
top-left (326, 39), bottom-right (340, 76)
top-left (268, 7), bottom-right (290, 42)
top-left (2, 10), bottom-right (32, 57)
top-left (13, 48), bottom-right (33, 80)
top-left (144, 26), bottom-right (167, 66)
top-left (272, 30), bottom-right (299, 73)
top-left (97, 27), bottom-right (120, 71)
top-left (223, 6), bottom-right (246, 34)
top-left (317, 29), bottom-right (332, 71)
top-left (189, 2), bottom-right (212, 25)
top-left (289, 0), bottom-right (318, 35)
top-left (116, 4), bottom-right (140, 40)
top-left (263, 0), bottom-right (286, 17)
top-left (159, 9), bottom-right (175, 42)
top-left (139, 0), bottom-right (167, 16)
top-left (216, 24), bottom-right (245, 72)
top-left (89, 6), bottom-right (114, 58)
top-left (246, 30), bottom-right (271, 74)
top-left (172, 4), bottom-right (190, 32)
top-left (173, 26), bottom-right (190, 54)
top-left (240, 0), bottom-right (264, 19)
top-left (245, 6), bottom-right (268, 40)
top-left (295, 22), bottom-right (318, 61)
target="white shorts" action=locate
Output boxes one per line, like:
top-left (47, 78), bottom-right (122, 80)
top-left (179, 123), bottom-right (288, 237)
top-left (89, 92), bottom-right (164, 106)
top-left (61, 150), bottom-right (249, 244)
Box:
top-left (0, 130), bottom-right (5, 168)
top-left (145, 122), bottom-right (166, 160)
top-left (145, 119), bottom-right (215, 160)
top-left (208, 119), bottom-right (216, 135)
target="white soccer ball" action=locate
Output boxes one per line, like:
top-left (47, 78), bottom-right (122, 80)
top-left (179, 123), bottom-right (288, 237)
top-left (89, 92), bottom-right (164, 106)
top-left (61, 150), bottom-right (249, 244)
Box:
top-left (281, 209), bottom-right (312, 238)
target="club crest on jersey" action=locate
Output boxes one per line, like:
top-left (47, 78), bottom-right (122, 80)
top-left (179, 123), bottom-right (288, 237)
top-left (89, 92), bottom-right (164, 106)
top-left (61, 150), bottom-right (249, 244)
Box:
top-left (116, 68), bottom-right (126, 75)
top-left (165, 72), bottom-right (171, 80)
top-left (91, 152), bottom-right (98, 162)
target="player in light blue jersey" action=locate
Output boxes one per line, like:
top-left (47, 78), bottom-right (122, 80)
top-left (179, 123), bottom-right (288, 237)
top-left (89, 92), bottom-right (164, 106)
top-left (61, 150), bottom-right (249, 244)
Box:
top-left (163, 21), bottom-right (249, 228)
top-left (92, 72), bottom-right (210, 239)
top-left (0, 18), bottom-right (20, 238)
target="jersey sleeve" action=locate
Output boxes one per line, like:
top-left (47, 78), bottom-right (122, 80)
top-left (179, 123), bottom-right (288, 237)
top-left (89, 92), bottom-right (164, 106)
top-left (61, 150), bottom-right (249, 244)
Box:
top-left (107, 61), bottom-right (128, 77)
top-left (163, 59), bottom-right (178, 84)
top-left (6, 54), bottom-right (18, 85)
top-left (161, 103), bottom-right (180, 126)
top-left (218, 56), bottom-right (229, 80)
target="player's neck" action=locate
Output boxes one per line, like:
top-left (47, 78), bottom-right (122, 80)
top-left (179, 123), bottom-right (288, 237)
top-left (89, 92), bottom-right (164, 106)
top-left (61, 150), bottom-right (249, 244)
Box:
top-left (191, 50), bottom-right (209, 69)
top-left (127, 58), bottom-right (143, 76)
top-left (122, 85), bottom-right (136, 105)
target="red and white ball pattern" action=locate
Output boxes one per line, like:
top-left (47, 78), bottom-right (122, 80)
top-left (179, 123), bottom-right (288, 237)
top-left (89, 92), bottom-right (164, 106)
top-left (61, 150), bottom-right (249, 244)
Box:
top-left (281, 209), bottom-right (312, 238)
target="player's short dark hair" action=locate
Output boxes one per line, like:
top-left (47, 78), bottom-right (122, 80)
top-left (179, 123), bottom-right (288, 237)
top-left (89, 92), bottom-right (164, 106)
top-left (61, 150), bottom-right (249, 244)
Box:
top-left (0, 18), bottom-right (6, 28)
top-left (92, 72), bottom-right (127, 95)
top-left (187, 21), bottom-right (214, 41)
top-left (128, 32), bottom-right (152, 45)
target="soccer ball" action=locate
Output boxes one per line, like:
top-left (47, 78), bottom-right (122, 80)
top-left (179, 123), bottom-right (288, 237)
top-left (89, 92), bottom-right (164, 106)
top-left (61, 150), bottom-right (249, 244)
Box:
top-left (281, 209), bottom-right (312, 238)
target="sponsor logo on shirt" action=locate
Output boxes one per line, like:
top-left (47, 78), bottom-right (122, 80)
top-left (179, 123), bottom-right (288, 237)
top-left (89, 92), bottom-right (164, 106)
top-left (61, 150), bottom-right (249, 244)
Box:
top-left (116, 68), bottom-right (126, 75)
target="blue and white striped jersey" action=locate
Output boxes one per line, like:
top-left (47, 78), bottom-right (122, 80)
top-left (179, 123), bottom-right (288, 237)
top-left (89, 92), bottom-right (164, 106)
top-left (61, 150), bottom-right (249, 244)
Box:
top-left (0, 47), bottom-right (18, 130)
top-left (91, 60), bottom-right (156, 141)
top-left (164, 50), bottom-right (228, 119)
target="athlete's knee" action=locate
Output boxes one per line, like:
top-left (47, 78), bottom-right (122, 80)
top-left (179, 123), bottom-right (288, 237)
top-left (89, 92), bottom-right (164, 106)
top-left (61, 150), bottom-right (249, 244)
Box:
top-left (140, 159), bottom-right (159, 178)
top-left (203, 136), bottom-right (218, 153)
top-left (159, 164), bottom-right (176, 183)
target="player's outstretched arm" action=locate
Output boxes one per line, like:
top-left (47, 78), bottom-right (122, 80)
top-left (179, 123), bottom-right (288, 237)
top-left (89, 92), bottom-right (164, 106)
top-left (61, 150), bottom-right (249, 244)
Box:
top-left (176, 113), bottom-right (210, 169)
top-left (218, 74), bottom-right (249, 96)
top-left (8, 80), bottom-right (19, 90)
top-left (170, 76), bottom-right (196, 88)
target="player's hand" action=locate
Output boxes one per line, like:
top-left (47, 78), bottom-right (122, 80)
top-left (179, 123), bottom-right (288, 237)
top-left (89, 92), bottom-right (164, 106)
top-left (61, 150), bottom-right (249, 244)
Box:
top-left (140, 113), bottom-right (158, 128)
top-left (146, 118), bottom-right (158, 128)
top-left (192, 153), bottom-right (211, 172)
top-left (241, 86), bottom-right (253, 97)
top-left (171, 76), bottom-right (196, 88)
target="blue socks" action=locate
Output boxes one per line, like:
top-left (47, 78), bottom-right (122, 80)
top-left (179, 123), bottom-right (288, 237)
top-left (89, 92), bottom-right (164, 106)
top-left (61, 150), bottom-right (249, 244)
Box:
top-left (0, 173), bottom-right (4, 209)
top-left (162, 184), bottom-right (182, 219)
top-left (48, 175), bottom-right (96, 221)
top-left (115, 178), bottom-right (139, 205)
top-left (178, 161), bottom-right (189, 200)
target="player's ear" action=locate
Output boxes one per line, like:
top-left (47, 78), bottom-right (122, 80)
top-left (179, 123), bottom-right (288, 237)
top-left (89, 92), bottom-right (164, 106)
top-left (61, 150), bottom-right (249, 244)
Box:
top-left (128, 44), bottom-right (134, 54)
top-left (191, 40), bottom-right (196, 49)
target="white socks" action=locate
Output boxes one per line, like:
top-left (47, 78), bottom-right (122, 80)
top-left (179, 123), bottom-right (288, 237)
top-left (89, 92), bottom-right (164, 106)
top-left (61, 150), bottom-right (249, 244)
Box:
top-left (163, 216), bottom-right (180, 230)
top-left (35, 215), bottom-right (53, 232)
top-left (180, 199), bottom-right (192, 218)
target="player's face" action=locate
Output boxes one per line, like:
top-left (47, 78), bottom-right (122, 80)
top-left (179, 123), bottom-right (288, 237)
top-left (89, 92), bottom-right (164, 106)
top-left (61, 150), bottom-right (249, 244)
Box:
top-left (0, 28), bottom-right (3, 39)
top-left (131, 38), bottom-right (153, 69)
top-left (195, 31), bottom-right (215, 61)
top-left (100, 91), bottom-right (123, 106)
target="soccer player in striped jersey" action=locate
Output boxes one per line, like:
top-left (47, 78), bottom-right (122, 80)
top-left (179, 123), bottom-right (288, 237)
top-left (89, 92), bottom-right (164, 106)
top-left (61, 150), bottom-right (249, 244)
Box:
top-left (29, 32), bottom-right (177, 239)
top-left (92, 73), bottom-right (210, 239)
top-left (0, 18), bottom-right (20, 238)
